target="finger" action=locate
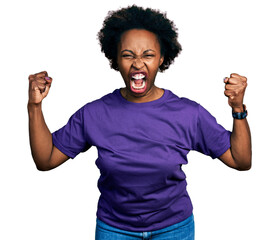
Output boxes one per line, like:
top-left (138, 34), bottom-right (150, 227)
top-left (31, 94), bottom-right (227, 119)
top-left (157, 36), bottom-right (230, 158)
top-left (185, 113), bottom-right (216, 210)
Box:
top-left (240, 75), bottom-right (247, 82)
top-left (29, 75), bottom-right (35, 81)
top-left (42, 85), bottom-right (50, 98)
top-left (35, 71), bottom-right (48, 78)
top-left (228, 78), bottom-right (248, 89)
top-left (36, 78), bottom-right (47, 84)
top-left (226, 77), bottom-right (240, 85)
top-left (230, 73), bottom-right (247, 82)
top-left (225, 83), bottom-right (237, 90)
top-left (29, 71), bottom-right (48, 81)
top-left (224, 76), bottom-right (239, 84)
top-left (35, 81), bottom-right (46, 91)
top-left (224, 89), bottom-right (235, 98)
top-left (44, 76), bottom-right (52, 84)
top-left (230, 73), bottom-right (240, 78)
top-left (38, 85), bottom-right (46, 93)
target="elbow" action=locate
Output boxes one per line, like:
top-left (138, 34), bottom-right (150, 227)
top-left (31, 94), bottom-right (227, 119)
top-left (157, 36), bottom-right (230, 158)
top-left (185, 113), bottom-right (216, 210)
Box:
top-left (35, 157), bottom-right (61, 171)
top-left (236, 157), bottom-right (252, 171)
top-left (36, 164), bottom-right (52, 171)
top-left (34, 159), bottom-right (52, 171)
top-left (231, 148), bottom-right (252, 171)
top-left (36, 166), bottom-right (51, 171)
top-left (236, 164), bottom-right (251, 171)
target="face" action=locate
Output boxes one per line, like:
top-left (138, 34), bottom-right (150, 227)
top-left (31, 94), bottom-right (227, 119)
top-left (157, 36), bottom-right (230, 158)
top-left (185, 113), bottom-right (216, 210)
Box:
top-left (117, 29), bottom-right (164, 101)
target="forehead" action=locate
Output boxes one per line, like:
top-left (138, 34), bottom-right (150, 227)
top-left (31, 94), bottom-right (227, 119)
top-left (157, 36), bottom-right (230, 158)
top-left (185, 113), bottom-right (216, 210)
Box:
top-left (118, 29), bottom-right (160, 52)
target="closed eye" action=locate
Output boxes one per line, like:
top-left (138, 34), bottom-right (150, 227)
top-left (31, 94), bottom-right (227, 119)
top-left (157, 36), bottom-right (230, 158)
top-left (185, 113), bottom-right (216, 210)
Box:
top-left (144, 54), bottom-right (155, 58)
top-left (122, 54), bottom-right (134, 58)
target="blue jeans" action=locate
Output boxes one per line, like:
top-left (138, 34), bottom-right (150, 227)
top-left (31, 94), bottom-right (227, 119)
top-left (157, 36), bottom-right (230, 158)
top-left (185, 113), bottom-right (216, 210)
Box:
top-left (95, 214), bottom-right (195, 240)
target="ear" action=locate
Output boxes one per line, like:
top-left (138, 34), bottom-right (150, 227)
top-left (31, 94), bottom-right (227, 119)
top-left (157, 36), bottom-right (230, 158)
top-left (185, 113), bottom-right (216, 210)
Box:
top-left (159, 55), bottom-right (164, 66)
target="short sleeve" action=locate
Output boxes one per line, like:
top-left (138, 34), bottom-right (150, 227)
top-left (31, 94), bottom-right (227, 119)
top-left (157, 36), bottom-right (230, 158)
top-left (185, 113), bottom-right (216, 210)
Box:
top-left (52, 106), bottom-right (91, 159)
top-left (194, 105), bottom-right (231, 159)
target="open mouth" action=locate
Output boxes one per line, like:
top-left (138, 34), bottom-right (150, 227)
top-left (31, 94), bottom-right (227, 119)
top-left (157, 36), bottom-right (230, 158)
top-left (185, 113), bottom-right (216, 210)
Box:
top-left (129, 72), bottom-right (147, 93)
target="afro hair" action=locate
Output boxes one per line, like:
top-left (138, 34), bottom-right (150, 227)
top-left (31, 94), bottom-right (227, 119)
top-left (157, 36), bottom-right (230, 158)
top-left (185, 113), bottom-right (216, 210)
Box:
top-left (98, 5), bottom-right (182, 72)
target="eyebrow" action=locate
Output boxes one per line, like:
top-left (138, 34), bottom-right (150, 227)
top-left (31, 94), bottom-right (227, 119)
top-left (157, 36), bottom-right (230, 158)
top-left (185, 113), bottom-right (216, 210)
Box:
top-left (121, 49), bottom-right (155, 54)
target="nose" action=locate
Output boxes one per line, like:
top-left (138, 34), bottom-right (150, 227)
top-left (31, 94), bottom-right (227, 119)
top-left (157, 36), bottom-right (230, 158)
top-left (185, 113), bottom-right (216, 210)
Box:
top-left (132, 57), bottom-right (144, 69)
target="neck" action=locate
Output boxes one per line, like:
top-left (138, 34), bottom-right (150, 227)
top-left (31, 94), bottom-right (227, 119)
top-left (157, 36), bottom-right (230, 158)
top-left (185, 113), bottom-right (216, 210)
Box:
top-left (120, 86), bottom-right (164, 103)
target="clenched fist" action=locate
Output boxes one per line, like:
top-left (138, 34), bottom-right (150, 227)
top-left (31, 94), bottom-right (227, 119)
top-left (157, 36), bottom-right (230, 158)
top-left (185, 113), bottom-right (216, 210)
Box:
top-left (224, 73), bottom-right (247, 112)
top-left (28, 71), bottom-right (52, 105)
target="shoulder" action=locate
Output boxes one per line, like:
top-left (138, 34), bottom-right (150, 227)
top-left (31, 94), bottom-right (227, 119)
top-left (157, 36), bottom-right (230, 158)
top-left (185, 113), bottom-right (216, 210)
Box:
top-left (77, 90), bottom-right (121, 121)
top-left (165, 89), bottom-right (200, 112)
top-left (83, 89), bottom-right (119, 110)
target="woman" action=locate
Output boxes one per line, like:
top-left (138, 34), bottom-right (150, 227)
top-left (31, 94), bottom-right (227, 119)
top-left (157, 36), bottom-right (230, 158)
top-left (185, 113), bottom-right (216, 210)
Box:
top-left (28, 5), bottom-right (251, 240)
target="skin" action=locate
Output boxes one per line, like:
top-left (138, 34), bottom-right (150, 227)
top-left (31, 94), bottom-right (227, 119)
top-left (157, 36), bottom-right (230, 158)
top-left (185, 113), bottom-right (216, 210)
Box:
top-left (28, 29), bottom-right (251, 171)
top-left (28, 72), bottom-right (69, 170)
top-left (219, 73), bottom-right (252, 170)
top-left (117, 29), bottom-right (164, 103)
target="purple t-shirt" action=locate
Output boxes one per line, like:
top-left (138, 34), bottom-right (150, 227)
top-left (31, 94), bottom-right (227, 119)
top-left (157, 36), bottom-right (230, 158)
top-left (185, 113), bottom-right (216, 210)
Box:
top-left (52, 88), bottom-right (231, 231)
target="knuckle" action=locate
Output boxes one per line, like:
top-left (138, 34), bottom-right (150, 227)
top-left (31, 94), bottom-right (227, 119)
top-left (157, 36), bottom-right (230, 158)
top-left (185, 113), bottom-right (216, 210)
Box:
top-left (224, 90), bottom-right (231, 96)
top-left (39, 71), bottom-right (47, 75)
top-left (230, 73), bottom-right (238, 78)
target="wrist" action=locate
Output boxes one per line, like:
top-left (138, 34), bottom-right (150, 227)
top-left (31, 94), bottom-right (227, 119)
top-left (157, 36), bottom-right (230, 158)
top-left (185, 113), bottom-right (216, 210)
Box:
top-left (232, 105), bottom-right (244, 113)
top-left (232, 104), bottom-right (247, 119)
top-left (27, 102), bottom-right (42, 113)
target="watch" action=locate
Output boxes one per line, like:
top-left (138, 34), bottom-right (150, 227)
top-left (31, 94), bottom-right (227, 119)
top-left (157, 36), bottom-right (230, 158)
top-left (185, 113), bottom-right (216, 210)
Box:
top-left (232, 105), bottom-right (248, 119)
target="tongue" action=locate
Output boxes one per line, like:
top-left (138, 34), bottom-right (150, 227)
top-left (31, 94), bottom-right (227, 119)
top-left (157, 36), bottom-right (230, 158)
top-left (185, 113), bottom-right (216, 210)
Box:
top-left (134, 79), bottom-right (143, 86)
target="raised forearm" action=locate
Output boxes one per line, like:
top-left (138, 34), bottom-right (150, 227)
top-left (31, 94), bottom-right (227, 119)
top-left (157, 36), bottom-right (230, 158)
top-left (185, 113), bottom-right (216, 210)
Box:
top-left (230, 117), bottom-right (252, 170)
top-left (223, 73), bottom-right (252, 170)
top-left (28, 103), bottom-right (53, 169)
top-left (28, 71), bottom-right (69, 171)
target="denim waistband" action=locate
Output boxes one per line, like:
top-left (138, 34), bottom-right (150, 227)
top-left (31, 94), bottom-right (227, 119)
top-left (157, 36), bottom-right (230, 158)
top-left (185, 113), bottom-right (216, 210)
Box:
top-left (96, 213), bottom-right (194, 235)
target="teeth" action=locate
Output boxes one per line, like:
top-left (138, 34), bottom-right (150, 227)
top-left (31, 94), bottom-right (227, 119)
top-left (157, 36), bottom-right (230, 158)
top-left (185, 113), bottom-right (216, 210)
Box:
top-left (132, 80), bottom-right (146, 89)
top-left (132, 73), bottom-right (145, 80)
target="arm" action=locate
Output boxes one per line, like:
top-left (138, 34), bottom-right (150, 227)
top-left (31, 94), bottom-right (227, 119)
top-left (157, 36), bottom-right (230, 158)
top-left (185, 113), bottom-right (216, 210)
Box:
top-left (28, 71), bottom-right (69, 171)
top-left (219, 73), bottom-right (252, 171)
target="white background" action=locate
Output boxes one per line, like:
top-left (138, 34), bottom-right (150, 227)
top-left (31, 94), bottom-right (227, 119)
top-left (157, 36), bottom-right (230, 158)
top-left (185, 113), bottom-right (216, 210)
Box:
top-left (1, 0), bottom-right (278, 239)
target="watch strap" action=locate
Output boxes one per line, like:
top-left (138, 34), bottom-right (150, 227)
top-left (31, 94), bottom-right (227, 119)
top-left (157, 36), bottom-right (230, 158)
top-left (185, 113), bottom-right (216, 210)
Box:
top-left (232, 105), bottom-right (248, 119)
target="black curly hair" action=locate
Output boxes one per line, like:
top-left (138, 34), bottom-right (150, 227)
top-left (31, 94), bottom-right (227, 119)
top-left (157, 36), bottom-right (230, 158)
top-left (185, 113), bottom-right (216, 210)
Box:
top-left (98, 5), bottom-right (182, 72)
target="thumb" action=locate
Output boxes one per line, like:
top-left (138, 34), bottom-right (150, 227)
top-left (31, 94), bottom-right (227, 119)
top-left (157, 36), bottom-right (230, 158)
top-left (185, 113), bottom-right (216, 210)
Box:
top-left (223, 77), bottom-right (229, 84)
top-left (41, 85), bottom-right (50, 99)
